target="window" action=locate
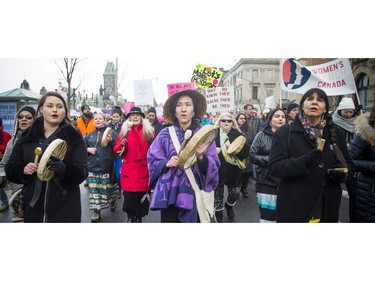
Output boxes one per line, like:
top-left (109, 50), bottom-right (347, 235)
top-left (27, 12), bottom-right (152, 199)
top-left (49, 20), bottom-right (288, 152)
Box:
top-left (252, 86), bottom-right (258, 100)
top-left (252, 69), bottom-right (259, 79)
top-left (266, 87), bottom-right (273, 98)
top-left (356, 73), bottom-right (368, 109)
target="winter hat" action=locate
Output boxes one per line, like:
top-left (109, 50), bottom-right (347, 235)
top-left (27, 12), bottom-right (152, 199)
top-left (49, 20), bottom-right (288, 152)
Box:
top-left (126, 107), bottom-right (145, 119)
top-left (337, 97), bottom-right (355, 110)
top-left (286, 103), bottom-right (299, 115)
top-left (18, 105), bottom-right (36, 118)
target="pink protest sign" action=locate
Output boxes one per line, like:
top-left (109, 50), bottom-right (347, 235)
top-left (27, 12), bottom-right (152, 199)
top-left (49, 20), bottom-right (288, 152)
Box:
top-left (123, 102), bottom-right (135, 114)
top-left (167, 82), bottom-right (196, 97)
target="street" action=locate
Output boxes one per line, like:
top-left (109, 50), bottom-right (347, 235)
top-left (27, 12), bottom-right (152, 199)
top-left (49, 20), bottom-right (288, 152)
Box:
top-left (0, 180), bottom-right (350, 223)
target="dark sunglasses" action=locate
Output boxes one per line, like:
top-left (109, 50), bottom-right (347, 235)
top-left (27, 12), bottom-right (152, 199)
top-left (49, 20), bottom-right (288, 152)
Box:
top-left (220, 119), bottom-right (233, 123)
top-left (18, 114), bottom-right (33, 120)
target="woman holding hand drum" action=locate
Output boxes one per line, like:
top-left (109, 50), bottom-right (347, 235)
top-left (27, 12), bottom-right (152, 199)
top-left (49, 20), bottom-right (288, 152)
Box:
top-left (147, 89), bottom-right (220, 223)
top-left (268, 88), bottom-right (355, 222)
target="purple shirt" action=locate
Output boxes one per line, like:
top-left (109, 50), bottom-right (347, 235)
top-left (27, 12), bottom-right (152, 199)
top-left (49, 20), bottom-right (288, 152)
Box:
top-left (147, 125), bottom-right (220, 222)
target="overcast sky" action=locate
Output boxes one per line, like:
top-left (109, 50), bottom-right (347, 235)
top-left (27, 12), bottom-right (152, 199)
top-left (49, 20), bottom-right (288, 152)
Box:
top-left (0, 57), bottom-right (237, 105)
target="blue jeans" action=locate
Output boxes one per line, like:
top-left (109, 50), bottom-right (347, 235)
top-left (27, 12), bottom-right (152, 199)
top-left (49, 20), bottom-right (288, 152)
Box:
top-left (0, 188), bottom-right (8, 204)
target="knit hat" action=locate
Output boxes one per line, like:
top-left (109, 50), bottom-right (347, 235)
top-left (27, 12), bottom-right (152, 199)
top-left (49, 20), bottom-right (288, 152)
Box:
top-left (337, 97), bottom-right (355, 110)
top-left (286, 103), bottom-right (299, 115)
top-left (126, 107), bottom-right (145, 119)
top-left (18, 105), bottom-right (36, 117)
top-left (163, 89), bottom-right (207, 124)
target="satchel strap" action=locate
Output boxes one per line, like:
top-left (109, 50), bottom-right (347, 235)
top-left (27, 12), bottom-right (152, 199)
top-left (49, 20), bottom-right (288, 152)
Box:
top-left (168, 126), bottom-right (200, 193)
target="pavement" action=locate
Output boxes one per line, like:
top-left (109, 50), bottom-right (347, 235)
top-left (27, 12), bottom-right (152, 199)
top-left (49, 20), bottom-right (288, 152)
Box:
top-left (0, 180), bottom-right (349, 223)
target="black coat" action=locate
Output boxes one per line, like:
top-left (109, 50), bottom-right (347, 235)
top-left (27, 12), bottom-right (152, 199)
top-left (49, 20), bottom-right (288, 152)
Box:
top-left (348, 113), bottom-right (375, 222)
top-left (249, 127), bottom-right (280, 188)
top-left (215, 128), bottom-right (249, 186)
top-left (268, 117), bottom-right (354, 222)
top-left (5, 118), bottom-right (88, 222)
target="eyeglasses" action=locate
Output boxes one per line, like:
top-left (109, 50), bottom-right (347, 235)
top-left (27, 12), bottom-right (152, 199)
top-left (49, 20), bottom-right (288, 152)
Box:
top-left (220, 119), bottom-right (233, 123)
top-left (17, 114), bottom-right (33, 120)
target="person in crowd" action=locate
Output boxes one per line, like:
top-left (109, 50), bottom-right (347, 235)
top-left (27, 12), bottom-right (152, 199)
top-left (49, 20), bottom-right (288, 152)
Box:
top-left (201, 112), bottom-right (214, 126)
top-left (332, 97), bottom-right (359, 222)
top-left (107, 106), bottom-right (124, 134)
top-left (214, 111), bottom-right (249, 222)
top-left (85, 113), bottom-right (118, 222)
top-left (244, 104), bottom-right (262, 184)
top-left (286, 103), bottom-right (299, 124)
top-left (147, 89), bottom-right (220, 223)
top-left (235, 113), bottom-right (251, 198)
top-left (0, 117), bottom-right (12, 212)
top-left (76, 104), bottom-right (95, 138)
top-left (0, 106), bottom-right (36, 220)
top-left (332, 97), bottom-right (358, 145)
top-left (250, 108), bottom-right (286, 222)
top-left (107, 106), bottom-right (125, 198)
top-left (5, 92), bottom-right (88, 222)
top-left (268, 88), bottom-right (355, 222)
top-left (147, 107), bottom-right (162, 135)
top-left (113, 107), bottom-right (154, 223)
top-left (348, 102), bottom-right (375, 222)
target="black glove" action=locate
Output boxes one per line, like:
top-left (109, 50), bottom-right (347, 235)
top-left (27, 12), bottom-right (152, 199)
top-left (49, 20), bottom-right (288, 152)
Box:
top-left (0, 175), bottom-right (7, 188)
top-left (328, 164), bottom-right (348, 183)
top-left (47, 156), bottom-right (66, 176)
top-left (305, 149), bottom-right (324, 167)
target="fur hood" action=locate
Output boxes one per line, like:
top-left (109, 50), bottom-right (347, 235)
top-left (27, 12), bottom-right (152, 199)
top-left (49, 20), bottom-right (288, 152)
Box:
top-left (355, 113), bottom-right (375, 147)
top-left (19, 117), bottom-right (82, 146)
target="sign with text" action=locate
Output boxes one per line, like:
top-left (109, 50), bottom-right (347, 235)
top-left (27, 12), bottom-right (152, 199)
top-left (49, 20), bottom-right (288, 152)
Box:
top-left (167, 82), bottom-right (196, 97)
top-left (281, 58), bottom-right (357, 96)
top-left (134, 79), bottom-right (154, 105)
top-left (191, 62), bottom-right (223, 89)
top-left (206, 86), bottom-right (234, 115)
top-left (0, 102), bottom-right (17, 135)
top-left (123, 102), bottom-right (135, 114)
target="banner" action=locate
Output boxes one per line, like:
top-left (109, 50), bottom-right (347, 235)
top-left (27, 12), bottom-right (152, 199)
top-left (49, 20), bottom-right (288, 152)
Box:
top-left (167, 82), bottom-right (195, 97)
top-left (134, 79), bottom-right (154, 105)
top-left (123, 102), bottom-right (135, 114)
top-left (206, 86), bottom-right (234, 114)
top-left (281, 58), bottom-right (357, 96)
top-left (191, 62), bottom-right (223, 90)
top-left (0, 102), bottom-right (17, 136)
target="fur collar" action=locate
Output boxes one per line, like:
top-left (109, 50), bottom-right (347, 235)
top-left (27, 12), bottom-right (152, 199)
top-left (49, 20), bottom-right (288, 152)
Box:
top-left (20, 117), bottom-right (83, 146)
top-left (355, 113), bottom-right (375, 147)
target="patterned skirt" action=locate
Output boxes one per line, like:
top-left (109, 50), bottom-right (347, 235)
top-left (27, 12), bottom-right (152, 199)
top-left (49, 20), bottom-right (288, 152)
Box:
top-left (88, 172), bottom-right (118, 211)
top-left (256, 184), bottom-right (277, 223)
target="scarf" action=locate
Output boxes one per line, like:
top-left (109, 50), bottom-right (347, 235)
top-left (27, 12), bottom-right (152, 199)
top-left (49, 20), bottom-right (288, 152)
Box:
top-left (332, 110), bottom-right (356, 133)
top-left (298, 112), bottom-right (326, 144)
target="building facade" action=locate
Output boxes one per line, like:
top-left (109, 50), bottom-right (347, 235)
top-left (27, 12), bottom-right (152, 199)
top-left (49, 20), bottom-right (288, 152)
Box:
top-left (221, 58), bottom-right (280, 114)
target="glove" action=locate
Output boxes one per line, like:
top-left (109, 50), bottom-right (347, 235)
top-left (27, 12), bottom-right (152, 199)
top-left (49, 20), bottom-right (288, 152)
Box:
top-left (305, 149), bottom-right (324, 167)
top-left (328, 164), bottom-right (348, 183)
top-left (47, 156), bottom-right (66, 176)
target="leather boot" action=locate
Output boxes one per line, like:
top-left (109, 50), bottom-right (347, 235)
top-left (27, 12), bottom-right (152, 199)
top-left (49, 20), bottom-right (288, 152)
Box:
top-left (241, 186), bottom-right (249, 198)
top-left (225, 202), bottom-right (235, 219)
top-left (215, 210), bottom-right (223, 223)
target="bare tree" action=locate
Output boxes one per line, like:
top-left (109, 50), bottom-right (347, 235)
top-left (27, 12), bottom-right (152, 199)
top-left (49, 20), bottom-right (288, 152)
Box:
top-left (54, 58), bottom-right (87, 107)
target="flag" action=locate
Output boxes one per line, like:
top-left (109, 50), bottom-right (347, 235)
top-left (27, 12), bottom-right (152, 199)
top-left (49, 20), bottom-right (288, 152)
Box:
top-left (280, 58), bottom-right (357, 96)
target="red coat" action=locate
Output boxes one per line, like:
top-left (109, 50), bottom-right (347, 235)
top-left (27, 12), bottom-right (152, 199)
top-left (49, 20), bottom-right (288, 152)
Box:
top-left (0, 127), bottom-right (12, 155)
top-left (113, 124), bottom-right (150, 192)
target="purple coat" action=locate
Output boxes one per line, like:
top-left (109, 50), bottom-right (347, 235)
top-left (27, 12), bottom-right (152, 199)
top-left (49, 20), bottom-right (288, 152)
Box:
top-left (147, 125), bottom-right (220, 222)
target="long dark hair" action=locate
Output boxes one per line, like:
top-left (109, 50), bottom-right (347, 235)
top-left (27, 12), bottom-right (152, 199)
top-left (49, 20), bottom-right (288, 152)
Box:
top-left (37, 92), bottom-right (71, 123)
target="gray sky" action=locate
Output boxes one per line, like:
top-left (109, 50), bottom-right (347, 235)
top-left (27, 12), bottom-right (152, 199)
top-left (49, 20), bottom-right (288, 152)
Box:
top-left (0, 57), bottom-right (237, 105)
